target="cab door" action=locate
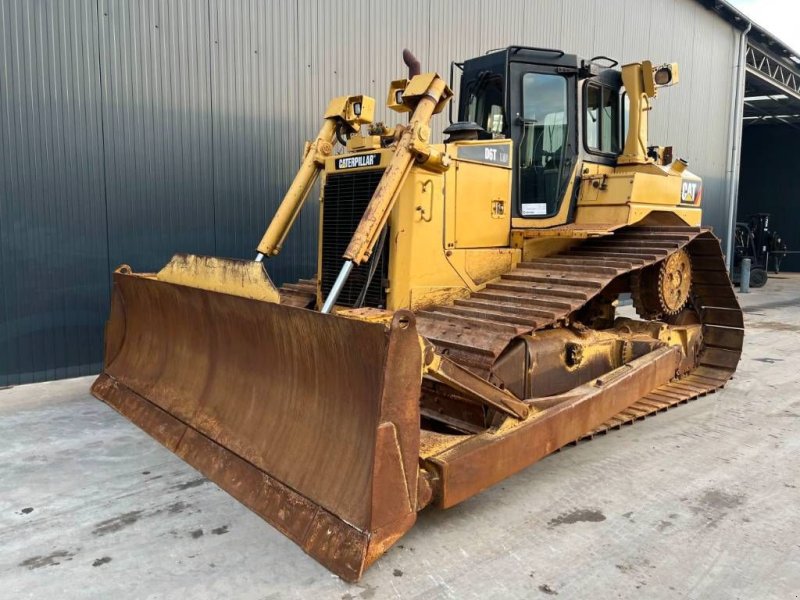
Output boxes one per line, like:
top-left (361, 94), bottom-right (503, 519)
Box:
top-left (509, 63), bottom-right (578, 223)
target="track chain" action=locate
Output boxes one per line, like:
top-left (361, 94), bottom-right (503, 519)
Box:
top-left (414, 226), bottom-right (744, 435)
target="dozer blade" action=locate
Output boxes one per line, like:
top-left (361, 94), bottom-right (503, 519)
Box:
top-left (91, 267), bottom-right (424, 582)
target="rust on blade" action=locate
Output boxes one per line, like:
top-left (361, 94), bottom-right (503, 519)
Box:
top-left (92, 272), bottom-right (423, 581)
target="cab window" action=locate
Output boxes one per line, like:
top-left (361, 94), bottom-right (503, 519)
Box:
top-left (585, 82), bottom-right (620, 154)
top-left (518, 73), bottom-right (570, 217)
top-left (465, 73), bottom-right (507, 136)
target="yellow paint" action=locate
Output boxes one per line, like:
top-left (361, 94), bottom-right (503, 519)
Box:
top-left (575, 205), bottom-right (632, 225)
top-left (386, 170), bottom-right (468, 310)
top-left (316, 141), bottom-right (703, 312)
top-left (448, 155), bottom-right (511, 248)
top-left (409, 286), bottom-right (472, 312)
top-left (395, 72), bottom-right (453, 115)
top-left (157, 254), bottom-right (280, 303)
top-left (301, 58), bottom-right (706, 315)
top-left (511, 237), bottom-right (579, 262)
top-left (346, 135), bottom-right (384, 152)
top-left (376, 165), bottom-right (523, 311)
top-left (334, 307), bottom-right (395, 324)
top-left (618, 61), bottom-right (679, 165)
top-left (346, 74), bottom-right (451, 264)
top-left (463, 249), bottom-right (518, 284)
top-left (576, 160), bottom-right (702, 228)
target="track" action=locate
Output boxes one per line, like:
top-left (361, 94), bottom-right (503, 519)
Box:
top-left (415, 226), bottom-right (744, 435)
top-left (279, 226), bottom-right (744, 436)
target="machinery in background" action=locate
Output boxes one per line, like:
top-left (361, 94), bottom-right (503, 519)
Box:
top-left (92, 48), bottom-right (743, 581)
top-left (733, 213), bottom-right (789, 288)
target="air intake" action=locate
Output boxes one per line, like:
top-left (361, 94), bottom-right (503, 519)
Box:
top-left (321, 170), bottom-right (389, 308)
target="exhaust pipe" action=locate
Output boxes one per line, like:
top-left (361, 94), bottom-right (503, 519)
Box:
top-left (402, 48), bottom-right (421, 78)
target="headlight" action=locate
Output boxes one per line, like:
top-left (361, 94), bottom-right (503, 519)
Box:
top-left (654, 66), bottom-right (672, 85)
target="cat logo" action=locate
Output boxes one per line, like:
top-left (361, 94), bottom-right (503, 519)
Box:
top-left (681, 181), bottom-right (701, 205)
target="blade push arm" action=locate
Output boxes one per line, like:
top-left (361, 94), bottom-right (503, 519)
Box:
top-left (345, 74), bottom-right (451, 264)
top-left (256, 95), bottom-right (375, 259)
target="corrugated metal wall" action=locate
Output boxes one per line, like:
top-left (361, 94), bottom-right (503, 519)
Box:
top-left (0, 0), bottom-right (738, 385)
top-left (0, 1), bottom-right (108, 383)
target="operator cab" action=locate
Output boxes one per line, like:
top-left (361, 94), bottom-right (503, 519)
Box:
top-left (455, 46), bottom-right (623, 220)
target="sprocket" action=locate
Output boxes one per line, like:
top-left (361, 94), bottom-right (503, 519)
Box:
top-left (631, 248), bottom-right (692, 319)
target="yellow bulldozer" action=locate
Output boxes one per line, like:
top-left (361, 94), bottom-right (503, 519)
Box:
top-left (92, 47), bottom-right (743, 581)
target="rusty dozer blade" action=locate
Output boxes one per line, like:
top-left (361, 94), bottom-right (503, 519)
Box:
top-left (91, 264), bottom-right (424, 582)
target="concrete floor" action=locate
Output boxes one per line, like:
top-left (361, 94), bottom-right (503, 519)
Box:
top-left (2, 277), bottom-right (800, 600)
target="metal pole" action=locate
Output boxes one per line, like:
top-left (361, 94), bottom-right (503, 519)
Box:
top-left (740, 258), bottom-right (751, 293)
top-left (321, 261), bottom-right (354, 313)
top-left (724, 22), bottom-right (751, 268)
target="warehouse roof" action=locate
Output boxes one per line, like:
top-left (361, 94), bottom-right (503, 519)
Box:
top-left (697, 0), bottom-right (800, 62)
top-left (697, 0), bottom-right (800, 126)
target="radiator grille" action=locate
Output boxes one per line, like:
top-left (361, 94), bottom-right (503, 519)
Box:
top-left (321, 170), bottom-right (389, 308)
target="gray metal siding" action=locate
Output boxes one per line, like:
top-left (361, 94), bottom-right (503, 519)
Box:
top-left (0, 0), bottom-right (739, 385)
top-left (0, 1), bottom-right (108, 384)
top-left (99, 0), bottom-right (216, 273)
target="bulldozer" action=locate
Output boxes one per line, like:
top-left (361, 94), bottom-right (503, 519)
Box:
top-left (92, 47), bottom-right (743, 581)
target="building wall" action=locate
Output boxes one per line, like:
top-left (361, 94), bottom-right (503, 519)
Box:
top-left (738, 124), bottom-right (800, 272)
top-left (0, 0), bottom-right (739, 385)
